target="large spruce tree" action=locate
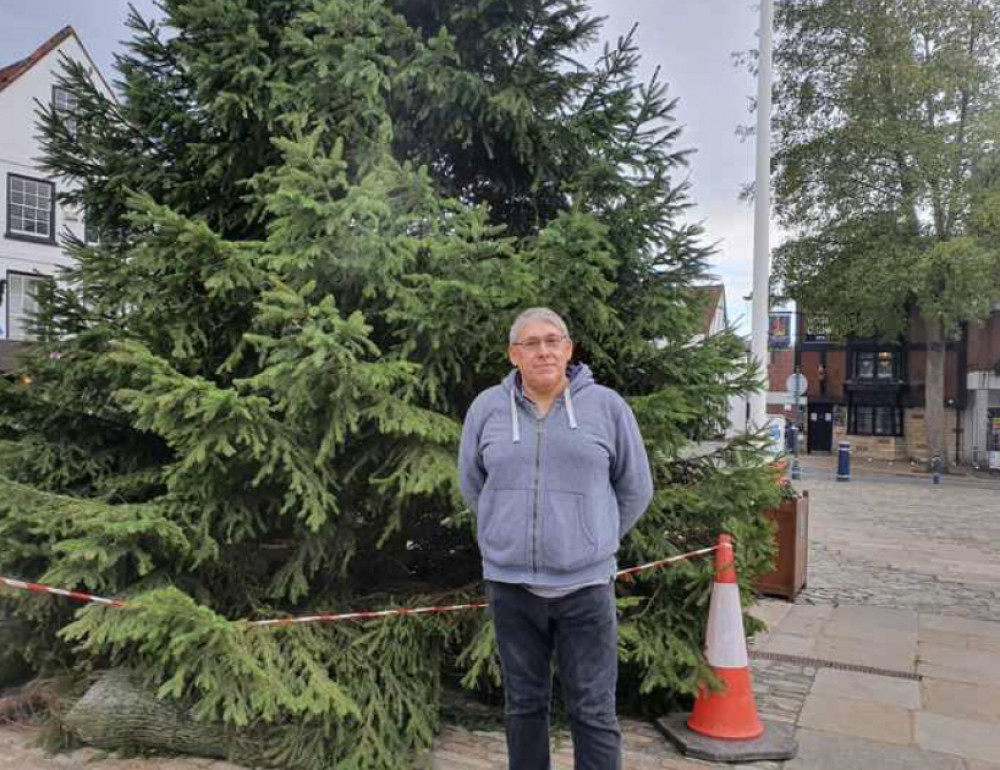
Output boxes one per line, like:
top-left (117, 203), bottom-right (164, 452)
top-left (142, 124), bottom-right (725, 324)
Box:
top-left (0, 1), bottom-right (779, 767)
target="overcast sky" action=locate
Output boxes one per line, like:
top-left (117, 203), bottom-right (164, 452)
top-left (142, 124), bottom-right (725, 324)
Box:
top-left (1, 0), bottom-right (763, 331)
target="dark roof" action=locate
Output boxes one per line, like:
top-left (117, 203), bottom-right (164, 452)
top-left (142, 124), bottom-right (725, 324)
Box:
top-left (0, 26), bottom-right (75, 95)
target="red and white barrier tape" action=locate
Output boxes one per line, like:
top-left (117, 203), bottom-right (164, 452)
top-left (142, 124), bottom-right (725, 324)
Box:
top-left (0, 576), bottom-right (126, 608)
top-left (614, 544), bottom-right (719, 580)
top-left (248, 601), bottom-right (490, 628)
top-left (0, 543), bottom-right (718, 628)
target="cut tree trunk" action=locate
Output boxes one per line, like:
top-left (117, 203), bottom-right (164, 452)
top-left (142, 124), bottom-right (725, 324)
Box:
top-left (63, 669), bottom-right (274, 766)
top-left (924, 317), bottom-right (948, 469)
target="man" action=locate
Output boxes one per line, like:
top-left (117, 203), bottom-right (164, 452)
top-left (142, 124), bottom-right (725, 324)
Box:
top-left (458, 307), bottom-right (654, 770)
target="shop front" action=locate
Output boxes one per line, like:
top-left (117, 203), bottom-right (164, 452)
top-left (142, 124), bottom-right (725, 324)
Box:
top-left (964, 371), bottom-right (1000, 470)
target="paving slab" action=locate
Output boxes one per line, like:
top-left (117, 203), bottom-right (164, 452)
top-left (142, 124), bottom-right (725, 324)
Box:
top-left (917, 642), bottom-right (1000, 672)
top-left (969, 635), bottom-right (1000, 654)
top-left (919, 662), bottom-right (1000, 687)
top-left (827, 605), bottom-right (918, 633)
top-left (915, 712), bottom-right (1000, 764)
top-left (921, 677), bottom-right (1000, 724)
top-left (920, 614), bottom-right (1000, 639)
top-left (820, 621), bottom-right (916, 648)
top-left (810, 668), bottom-right (920, 709)
top-left (918, 628), bottom-right (973, 649)
top-left (917, 629), bottom-right (1000, 655)
top-left (756, 632), bottom-right (815, 656)
top-left (783, 728), bottom-right (964, 770)
top-left (749, 599), bottom-right (794, 631)
top-left (917, 643), bottom-right (1000, 685)
top-left (770, 604), bottom-right (834, 638)
top-left (797, 694), bottom-right (912, 745)
top-left (657, 759), bottom-right (720, 769)
top-left (811, 635), bottom-right (917, 673)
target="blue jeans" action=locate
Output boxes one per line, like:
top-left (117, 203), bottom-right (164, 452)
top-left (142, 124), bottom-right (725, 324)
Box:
top-left (486, 580), bottom-right (621, 770)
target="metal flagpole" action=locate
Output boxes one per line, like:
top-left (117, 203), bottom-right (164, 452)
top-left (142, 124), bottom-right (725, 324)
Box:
top-left (749, 0), bottom-right (775, 434)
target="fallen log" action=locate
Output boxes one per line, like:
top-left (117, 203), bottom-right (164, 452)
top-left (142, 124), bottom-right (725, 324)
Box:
top-left (63, 669), bottom-right (270, 765)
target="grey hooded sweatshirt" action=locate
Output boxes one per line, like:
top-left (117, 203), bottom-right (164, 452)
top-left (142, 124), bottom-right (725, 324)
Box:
top-left (458, 363), bottom-right (654, 588)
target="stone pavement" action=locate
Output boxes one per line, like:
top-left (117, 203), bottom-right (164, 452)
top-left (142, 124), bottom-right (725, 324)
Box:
top-left (3, 466), bottom-right (1000, 768)
top-left (795, 461), bottom-right (1000, 621)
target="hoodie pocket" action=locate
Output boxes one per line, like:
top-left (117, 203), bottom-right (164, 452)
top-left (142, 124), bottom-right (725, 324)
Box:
top-left (479, 488), bottom-right (530, 568)
top-left (540, 490), bottom-right (598, 573)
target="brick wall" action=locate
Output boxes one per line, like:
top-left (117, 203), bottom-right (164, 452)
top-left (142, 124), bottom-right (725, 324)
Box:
top-left (907, 349), bottom-right (963, 403)
top-left (768, 350), bottom-right (795, 392)
top-left (825, 351), bottom-right (847, 400)
top-left (967, 312), bottom-right (1000, 372)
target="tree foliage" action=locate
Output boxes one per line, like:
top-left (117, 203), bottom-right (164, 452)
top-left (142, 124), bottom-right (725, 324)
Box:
top-left (0, 1), bottom-right (778, 766)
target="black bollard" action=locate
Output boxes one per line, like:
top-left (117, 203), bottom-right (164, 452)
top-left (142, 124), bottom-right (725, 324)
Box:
top-left (836, 440), bottom-right (851, 482)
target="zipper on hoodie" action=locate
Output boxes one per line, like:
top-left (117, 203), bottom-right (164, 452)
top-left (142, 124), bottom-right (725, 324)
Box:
top-left (531, 418), bottom-right (544, 574)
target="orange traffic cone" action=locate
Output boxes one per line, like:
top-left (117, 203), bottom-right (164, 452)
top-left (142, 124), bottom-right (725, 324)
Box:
top-left (686, 534), bottom-right (764, 740)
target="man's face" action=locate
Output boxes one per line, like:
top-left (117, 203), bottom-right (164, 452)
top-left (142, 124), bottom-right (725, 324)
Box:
top-left (508, 320), bottom-right (573, 395)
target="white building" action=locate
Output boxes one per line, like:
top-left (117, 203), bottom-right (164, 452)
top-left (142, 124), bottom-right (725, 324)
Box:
top-left (0, 26), bottom-right (113, 347)
top-left (693, 283), bottom-right (750, 437)
top-left (963, 304), bottom-right (1000, 470)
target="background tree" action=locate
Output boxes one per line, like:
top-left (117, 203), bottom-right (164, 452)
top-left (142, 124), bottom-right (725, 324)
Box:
top-left (0, 1), bottom-right (778, 766)
top-left (770, 0), bottom-right (1000, 466)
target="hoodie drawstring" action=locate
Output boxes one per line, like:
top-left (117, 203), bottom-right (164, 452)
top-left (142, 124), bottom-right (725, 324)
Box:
top-left (564, 386), bottom-right (578, 430)
top-left (510, 386), bottom-right (521, 443)
top-left (510, 382), bottom-right (577, 443)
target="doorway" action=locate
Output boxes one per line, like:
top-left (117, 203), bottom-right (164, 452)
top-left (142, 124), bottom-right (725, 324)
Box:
top-left (807, 404), bottom-right (834, 453)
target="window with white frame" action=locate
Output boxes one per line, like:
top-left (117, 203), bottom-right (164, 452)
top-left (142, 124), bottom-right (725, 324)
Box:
top-left (53, 85), bottom-right (79, 136)
top-left (6, 272), bottom-right (51, 341)
top-left (7, 175), bottom-right (56, 241)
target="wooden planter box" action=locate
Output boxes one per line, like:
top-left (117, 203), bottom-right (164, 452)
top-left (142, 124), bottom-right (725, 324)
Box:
top-left (756, 491), bottom-right (809, 600)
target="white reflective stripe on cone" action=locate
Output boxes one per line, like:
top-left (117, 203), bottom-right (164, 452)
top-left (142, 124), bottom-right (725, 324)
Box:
top-left (704, 582), bottom-right (749, 668)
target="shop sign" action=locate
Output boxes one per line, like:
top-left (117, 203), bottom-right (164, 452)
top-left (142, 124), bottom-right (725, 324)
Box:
top-left (769, 312), bottom-right (792, 349)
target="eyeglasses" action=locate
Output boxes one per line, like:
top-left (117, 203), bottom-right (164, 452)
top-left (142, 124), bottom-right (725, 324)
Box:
top-left (512, 334), bottom-right (568, 352)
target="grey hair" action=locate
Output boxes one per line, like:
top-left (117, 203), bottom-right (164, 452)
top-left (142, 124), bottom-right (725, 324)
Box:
top-left (509, 307), bottom-right (570, 345)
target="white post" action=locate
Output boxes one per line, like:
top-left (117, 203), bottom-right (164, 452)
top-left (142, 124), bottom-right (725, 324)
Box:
top-left (749, 0), bottom-right (775, 432)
